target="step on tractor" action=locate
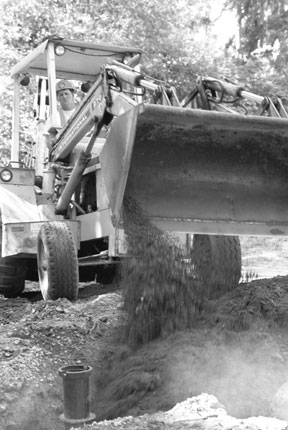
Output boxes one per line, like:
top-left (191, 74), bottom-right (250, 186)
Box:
top-left (2, 37), bottom-right (288, 301)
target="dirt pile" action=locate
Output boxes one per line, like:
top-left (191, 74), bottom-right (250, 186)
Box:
top-left (91, 325), bottom-right (288, 423)
top-left (201, 275), bottom-right (288, 330)
top-left (1, 237), bottom-right (288, 429)
top-left (88, 278), bottom-right (288, 423)
top-left (1, 276), bottom-right (288, 428)
top-left (0, 288), bottom-right (124, 430)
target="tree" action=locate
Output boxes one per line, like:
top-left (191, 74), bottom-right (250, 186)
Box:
top-left (0, 0), bottom-right (224, 157)
top-left (224, 1), bottom-right (288, 71)
top-left (216, 0), bottom-right (288, 98)
top-left (2, 0), bottom-right (287, 159)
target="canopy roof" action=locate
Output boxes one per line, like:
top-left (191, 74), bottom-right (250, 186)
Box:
top-left (11, 38), bottom-right (142, 81)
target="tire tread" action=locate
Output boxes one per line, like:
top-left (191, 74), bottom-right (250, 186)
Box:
top-left (38, 221), bottom-right (78, 301)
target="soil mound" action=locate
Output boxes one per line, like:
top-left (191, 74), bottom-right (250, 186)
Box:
top-left (201, 276), bottom-right (288, 330)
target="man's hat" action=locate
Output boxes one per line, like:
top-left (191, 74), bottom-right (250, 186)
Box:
top-left (56, 79), bottom-right (75, 93)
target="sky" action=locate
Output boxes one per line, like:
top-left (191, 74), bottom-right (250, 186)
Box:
top-left (210, 3), bottom-right (238, 47)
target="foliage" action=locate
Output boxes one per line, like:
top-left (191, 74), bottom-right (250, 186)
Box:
top-left (0, 0), bottom-right (220, 156)
top-left (1, 0), bottom-right (288, 158)
top-left (223, 0), bottom-right (288, 95)
top-left (225, 0), bottom-right (288, 56)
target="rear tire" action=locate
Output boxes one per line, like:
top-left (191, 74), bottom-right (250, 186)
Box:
top-left (0, 225), bottom-right (26, 298)
top-left (0, 258), bottom-right (26, 298)
top-left (193, 234), bottom-right (241, 299)
top-left (37, 221), bottom-right (79, 301)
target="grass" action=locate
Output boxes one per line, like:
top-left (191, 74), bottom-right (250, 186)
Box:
top-left (240, 270), bottom-right (259, 284)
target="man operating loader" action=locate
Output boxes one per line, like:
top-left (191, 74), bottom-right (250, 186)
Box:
top-left (44, 79), bottom-right (79, 150)
top-left (56, 79), bottom-right (78, 126)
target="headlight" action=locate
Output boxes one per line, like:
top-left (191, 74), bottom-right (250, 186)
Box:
top-left (20, 75), bottom-right (30, 86)
top-left (55, 44), bottom-right (66, 56)
top-left (0, 169), bottom-right (13, 182)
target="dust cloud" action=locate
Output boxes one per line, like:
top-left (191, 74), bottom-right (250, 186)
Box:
top-left (165, 329), bottom-right (287, 418)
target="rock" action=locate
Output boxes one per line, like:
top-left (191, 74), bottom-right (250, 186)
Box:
top-left (0, 401), bottom-right (7, 412)
top-left (270, 380), bottom-right (288, 420)
top-left (116, 302), bottom-right (124, 310)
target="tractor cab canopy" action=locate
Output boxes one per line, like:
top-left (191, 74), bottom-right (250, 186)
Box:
top-left (11, 38), bottom-right (142, 81)
top-left (10, 38), bottom-right (142, 162)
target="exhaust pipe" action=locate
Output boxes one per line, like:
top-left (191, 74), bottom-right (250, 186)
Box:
top-left (58, 364), bottom-right (96, 429)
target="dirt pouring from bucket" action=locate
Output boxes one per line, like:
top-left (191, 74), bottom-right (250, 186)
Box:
top-left (120, 195), bottom-right (203, 348)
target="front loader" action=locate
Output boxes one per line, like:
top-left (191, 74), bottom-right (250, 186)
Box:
top-left (2, 37), bottom-right (288, 301)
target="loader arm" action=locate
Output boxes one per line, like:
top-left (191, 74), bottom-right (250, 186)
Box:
top-left (182, 76), bottom-right (288, 118)
top-left (50, 62), bottom-right (175, 215)
top-left (50, 62), bottom-right (170, 163)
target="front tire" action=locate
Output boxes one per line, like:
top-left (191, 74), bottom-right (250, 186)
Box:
top-left (37, 221), bottom-right (79, 301)
top-left (193, 234), bottom-right (241, 299)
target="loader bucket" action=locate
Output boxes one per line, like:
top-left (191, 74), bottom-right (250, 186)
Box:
top-left (100, 104), bottom-right (288, 236)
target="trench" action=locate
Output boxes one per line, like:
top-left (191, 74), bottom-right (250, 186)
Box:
top-left (89, 197), bottom-right (288, 423)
